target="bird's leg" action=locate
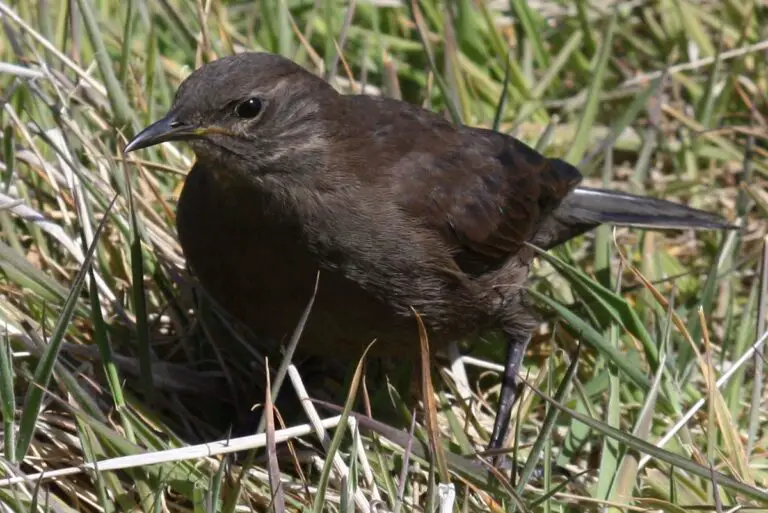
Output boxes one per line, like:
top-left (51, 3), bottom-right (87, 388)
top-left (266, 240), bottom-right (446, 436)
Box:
top-left (488, 332), bottom-right (531, 454)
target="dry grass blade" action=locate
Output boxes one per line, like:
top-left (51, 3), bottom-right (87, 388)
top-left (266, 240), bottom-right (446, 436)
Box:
top-left (264, 359), bottom-right (286, 513)
top-left (73, 0), bottom-right (133, 125)
top-left (0, 415), bottom-right (344, 488)
top-left (407, 0), bottom-right (462, 125)
top-left (699, 307), bottom-right (752, 484)
top-left (413, 307), bottom-right (449, 483)
top-left (521, 376), bottom-right (768, 503)
top-left (618, 252), bottom-right (763, 480)
top-left (620, 39), bottom-right (768, 88)
top-left (0, 3), bottom-right (107, 95)
top-left (394, 411), bottom-right (418, 513)
top-left (348, 416), bottom-right (381, 503)
top-left (303, 337), bottom-right (376, 513)
top-left (516, 345), bottom-right (579, 496)
top-left (612, 320), bottom-right (670, 502)
top-left (748, 236), bottom-right (768, 457)
top-left (14, 193), bottom-right (118, 461)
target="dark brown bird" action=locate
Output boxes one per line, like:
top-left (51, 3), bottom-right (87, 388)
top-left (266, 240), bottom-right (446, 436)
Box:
top-left (125, 52), bottom-right (733, 453)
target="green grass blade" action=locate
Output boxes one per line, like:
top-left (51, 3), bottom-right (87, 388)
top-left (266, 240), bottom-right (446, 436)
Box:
top-left (0, 332), bottom-right (16, 461)
top-left (530, 383), bottom-right (768, 503)
top-left (15, 194), bottom-right (118, 461)
top-left (74, 0), bottom-right (134, 127)
top-left (565, 9), bottom-right (618, 166)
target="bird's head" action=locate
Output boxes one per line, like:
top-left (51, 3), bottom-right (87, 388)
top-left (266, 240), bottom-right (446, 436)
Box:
top-left (125, 52), bottom-right (339, 177)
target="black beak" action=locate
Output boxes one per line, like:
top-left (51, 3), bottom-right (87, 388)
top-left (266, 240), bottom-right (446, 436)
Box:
top-left (124, 114), bottom-right (204, 153)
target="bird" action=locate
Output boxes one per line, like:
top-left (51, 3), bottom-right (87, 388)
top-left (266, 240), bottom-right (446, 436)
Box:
top-left (124, 51), bottom-right (734, 456)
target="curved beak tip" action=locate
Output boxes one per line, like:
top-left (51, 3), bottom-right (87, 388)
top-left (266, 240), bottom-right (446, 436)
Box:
top-left (124, 123), bottom-right (167, 154)
top-left (123, 138), bottom-right (143, 154)
top-left (124, 115), bottom-right (200, 154)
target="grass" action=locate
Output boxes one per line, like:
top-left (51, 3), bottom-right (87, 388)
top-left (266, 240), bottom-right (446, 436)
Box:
top-left (1, 0), bottom-right (767, 511)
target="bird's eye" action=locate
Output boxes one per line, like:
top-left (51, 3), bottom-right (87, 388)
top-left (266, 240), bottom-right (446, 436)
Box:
top-left (235, 97), bottom-right (263, 119)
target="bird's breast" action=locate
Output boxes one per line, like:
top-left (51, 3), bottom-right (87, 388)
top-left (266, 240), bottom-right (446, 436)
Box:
top-left (174, 163), bottom-right (427, 358)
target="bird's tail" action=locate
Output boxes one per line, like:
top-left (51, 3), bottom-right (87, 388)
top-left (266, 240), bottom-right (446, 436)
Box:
top-left (564, 186), bottom-right (735, 230)
top-left (535, 186), bottom-right (736, 250)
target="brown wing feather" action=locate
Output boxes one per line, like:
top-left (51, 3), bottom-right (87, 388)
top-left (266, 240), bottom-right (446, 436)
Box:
top-left (338, 95), bottom-right (582, 276)
top-left (393, 128), bottom-right (582, 275)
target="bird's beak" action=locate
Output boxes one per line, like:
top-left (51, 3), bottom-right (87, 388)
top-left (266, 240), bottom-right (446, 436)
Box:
top-left (124, 114), bottom-right (206, 153)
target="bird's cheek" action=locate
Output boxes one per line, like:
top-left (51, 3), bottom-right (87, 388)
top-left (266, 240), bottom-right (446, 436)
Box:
top-left (187, 139), bottom-right (211, 156)
top-left (187, 140), bottom-right (230, 168)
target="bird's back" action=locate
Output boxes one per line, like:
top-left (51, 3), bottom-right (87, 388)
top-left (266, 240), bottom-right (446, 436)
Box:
top-left (333, 94), bottom-right (584, 276)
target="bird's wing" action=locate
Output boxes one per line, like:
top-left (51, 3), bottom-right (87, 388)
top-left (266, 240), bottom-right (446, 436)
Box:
top-left (393, 129), bottom-right (582, 276)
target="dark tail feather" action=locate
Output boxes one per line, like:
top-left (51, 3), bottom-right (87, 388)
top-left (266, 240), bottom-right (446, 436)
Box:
top-left (565, 186), bottom-right (735, 230)
top-left (534, 186), bottom-right (736, 250)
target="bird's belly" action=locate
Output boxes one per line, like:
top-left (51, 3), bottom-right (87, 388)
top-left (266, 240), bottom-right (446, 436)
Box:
top-left (187, 228), bottom-right (425, 358)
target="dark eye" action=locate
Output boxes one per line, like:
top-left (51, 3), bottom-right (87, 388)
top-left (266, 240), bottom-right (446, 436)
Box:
top-left (235, 97), bottom-right (263, 119)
